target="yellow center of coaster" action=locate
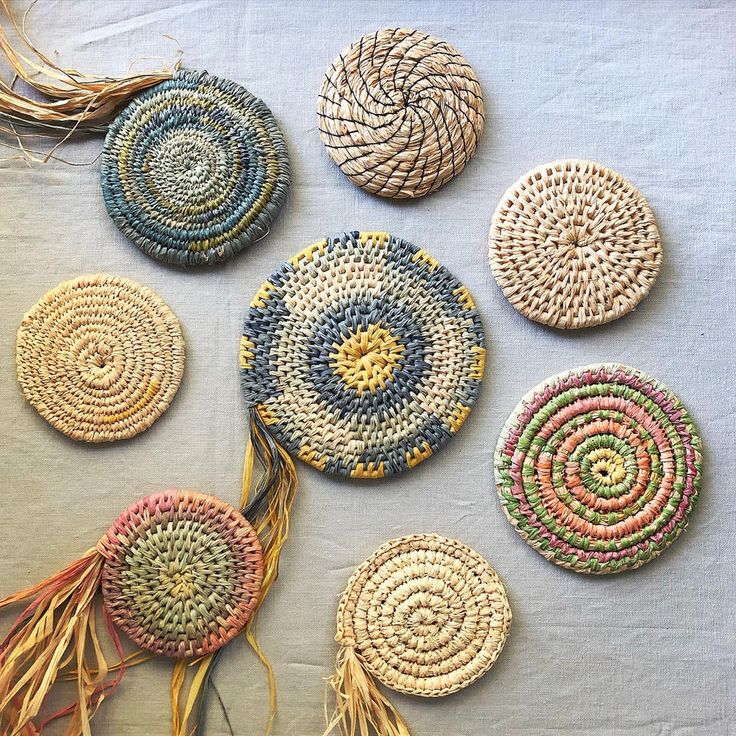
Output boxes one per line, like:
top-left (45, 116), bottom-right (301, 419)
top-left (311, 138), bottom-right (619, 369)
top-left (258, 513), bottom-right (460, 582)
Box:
top-left (588, 448), bottom-right (627, 486)
top-left (330, 324), bottom-right (404, 394)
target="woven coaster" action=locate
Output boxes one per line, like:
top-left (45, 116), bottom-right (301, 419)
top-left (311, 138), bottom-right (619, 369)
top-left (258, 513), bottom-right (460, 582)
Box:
top-left (336, 534), bottom-right (511, 697)
top-left (101, 70), bottom-right (290, 266)
top-left (495, 364), bottom-right (702, 574)
top-left (240, 231), bottom-right (485, 478)
top-left (100, 491), bottom-right (263, 657)
top-left (317, 29), bottom-right (484, 199)
top-left (0, 489), bottom-right (264, 734)
top-left (16, 274), bottom-right (184, 443)
top-left (489, 160), bottom-right (662, 329)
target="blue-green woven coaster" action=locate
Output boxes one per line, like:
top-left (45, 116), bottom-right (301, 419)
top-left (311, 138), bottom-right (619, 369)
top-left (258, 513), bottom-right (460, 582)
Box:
top-left (101, 70), bottom-right (290, 267)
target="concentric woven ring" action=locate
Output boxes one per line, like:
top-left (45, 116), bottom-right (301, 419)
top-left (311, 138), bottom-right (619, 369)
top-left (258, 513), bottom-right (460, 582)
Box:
top-left (99, 491), bottom-right (263, 658)
top-left (336, 534), bottom-right (511, 697)
top-left (489, 160), bottom-right (662, 329)
top-left (101, 69), bottom-right (290, 266)
top-left (494, 364), bottom-right (702, 574)
top-left (16, 274), bottom-right (184, 443)
top-left (240, 231), bottom-right (485, 478)
top-left (318, 28), bottom-right (484, 199)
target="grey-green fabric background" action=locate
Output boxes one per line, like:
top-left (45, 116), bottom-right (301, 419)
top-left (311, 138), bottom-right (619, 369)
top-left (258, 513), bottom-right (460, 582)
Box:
top-left (1, 1), bottom-right (734, 734)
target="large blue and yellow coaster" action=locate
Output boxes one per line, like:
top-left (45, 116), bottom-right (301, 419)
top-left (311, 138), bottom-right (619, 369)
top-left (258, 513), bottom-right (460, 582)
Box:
top-left (101, 70), bottom-right (290, 267)
top-left (240, 231), bottom-right (485, 478)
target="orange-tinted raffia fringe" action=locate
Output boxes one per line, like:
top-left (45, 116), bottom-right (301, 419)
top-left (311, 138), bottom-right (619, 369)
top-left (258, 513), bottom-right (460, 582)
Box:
top-left (0, 0), bottom-right (177, 154)
top-left (0, 492), bottom-right (266, 736)
top-left (0, 549), bottom-right (122, 736)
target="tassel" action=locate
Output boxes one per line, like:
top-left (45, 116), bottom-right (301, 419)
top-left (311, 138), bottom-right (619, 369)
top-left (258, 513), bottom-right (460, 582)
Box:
top-left (242, 408), bottom-right (298, 733)
top-left (170, 655), bottom-right (217, 736)
top-left (193, 408), bottom-right (298, 736)
top-left (0, 0), bottom-right (178, 149)
top-left (323, 646), bottom-right (411, 736)
top-left (0, 548), bottom-right (124, 735)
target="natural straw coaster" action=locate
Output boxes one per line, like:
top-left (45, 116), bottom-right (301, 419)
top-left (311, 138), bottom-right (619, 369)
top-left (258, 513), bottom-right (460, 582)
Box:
top-left (101, 491), bottom-right (263, 657)
top-left (16, 274), bottom-right (185, 443)
top-left (240, 231), bottom-right (485, 478)
top-left (101, 70), bottom-right (290, 266)
top-left (317, 29), bottom-right (484, 199)
top-left (495, 364), bottom-right (702, 574)
top-left (489, 160), bottom-right (662, 329)
top-left (336, 534), bottom-right (511, 697)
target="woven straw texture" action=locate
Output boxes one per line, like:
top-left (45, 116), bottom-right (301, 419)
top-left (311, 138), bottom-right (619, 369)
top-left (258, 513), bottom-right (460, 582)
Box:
top-left (16, 274), bottom-right (184, 443)
top-left (99, 491), bottom-right (263, 658)
top-left (101, 70), bottom-right (290, 266)
top-left (240, 231), bottom-right (485, 478)
top-left (495, 364), bottom-right (702, 574)
top-left (317, 29), bottom-right (484, 199)
top-left (489, 160), bottom-right (662, 329)
top-left (336, 534), bottom-right (511, 697)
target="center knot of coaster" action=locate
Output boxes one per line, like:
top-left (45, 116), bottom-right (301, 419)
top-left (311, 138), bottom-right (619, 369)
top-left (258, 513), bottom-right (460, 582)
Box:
top-left (330, 323), bottom-right (405, 395)
top-left (164, 562), bottom-right (197, 598)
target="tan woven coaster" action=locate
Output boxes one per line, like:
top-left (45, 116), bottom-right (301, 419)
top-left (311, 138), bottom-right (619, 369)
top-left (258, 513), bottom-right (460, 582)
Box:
top-left (16, 275), bottom-right (184, 442)
top-left (324, 534), bottom-right (511, 734)
top-left (340, 533), bottom-right (510, 695)
top-left (489, 160), bottom-right (662, 329)
top-left (318, 28), bottom-right (484, 199)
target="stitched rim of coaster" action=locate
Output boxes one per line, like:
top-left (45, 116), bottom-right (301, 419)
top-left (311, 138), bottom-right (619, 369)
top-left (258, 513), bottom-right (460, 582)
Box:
top-left (101, 69), bottom-right (290, 266)
top-left (240, 231), bottom-right (485, 478)
top-left (16, 274), bottom-right (185, 443)
top-left (336, 533), bottom-right (511, 697)
top-left (317, 28), bottom-right (484, 199)
top-left (99, 491), bottom-right (263, 657)
top-left (494, 363), bottom-right (702, 574)
top-left (489, 160), bottom-right (662, 329)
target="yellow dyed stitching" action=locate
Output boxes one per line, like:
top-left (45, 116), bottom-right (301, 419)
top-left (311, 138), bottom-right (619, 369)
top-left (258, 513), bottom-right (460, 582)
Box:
top-left (358, 231), bottom-right (389, 248)
top-left (256, 403), bottom-right (279, 426)
top-left (251, 281), bottom-right (276, 308)
top-left (239, 336), bottom-right (255, 369)
top-left (448, 403), bottom-right (472, 433)
top-left (453, 286), bottom-right (476, 310)
top-left (412, 248), bottom-right (439, 271)
top-left (298, 445), bottom-right (328, 471)
top-left (406, 442), bottom-right (433, 468)
top-left (291, 239), bottom-right (328, 268)
top-left (470, 345), bottom-right (485, 380)
top-left (330, 324), bottom-right (404, 395)
top-left (351, 462), bottom-right (385, 479)
top-left (101, 380), bottom-right (160, 424)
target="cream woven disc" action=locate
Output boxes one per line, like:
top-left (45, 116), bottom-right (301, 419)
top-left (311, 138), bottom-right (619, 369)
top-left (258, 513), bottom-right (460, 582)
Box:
top-left (16, 275), bottom-right (185, 442)
top-left (336, 534), bottom-right (511, 697)
top-left (317, 28), bottom-right (485, 199)
top-left (489, 160), bottom-right (662, 329)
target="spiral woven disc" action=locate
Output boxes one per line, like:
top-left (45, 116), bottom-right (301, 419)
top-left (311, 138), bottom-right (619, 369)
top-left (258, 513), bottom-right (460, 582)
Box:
top-left (337, 534), bottom-right (511, 697)
top-left (495, 364), bottom-right (702, 574)
top-left (16, 275), bottom-right (184, 443)
top-left (240, 231), bottom-right (485, 478)
top-left (317, 29), bottom-right (484, 199)
top-left (101, 70), bottom-right (290, 266)
top-left (99, 491), bottom-right (263, 658)
top-left (489, 160), bottom-right (662, 329)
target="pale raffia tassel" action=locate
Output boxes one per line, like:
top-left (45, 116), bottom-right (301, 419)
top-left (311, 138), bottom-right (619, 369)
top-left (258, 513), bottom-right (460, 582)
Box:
top-left (0, 0), bottom-right (178, 156)
top-left (323, 646), bottom-right (410, 736)
top-left (0, 549), bottom-right (125, 736)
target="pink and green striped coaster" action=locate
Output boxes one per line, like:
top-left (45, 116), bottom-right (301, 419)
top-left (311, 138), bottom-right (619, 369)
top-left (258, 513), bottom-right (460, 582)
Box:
top-left (494, 364), bottom-right (702, 574)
